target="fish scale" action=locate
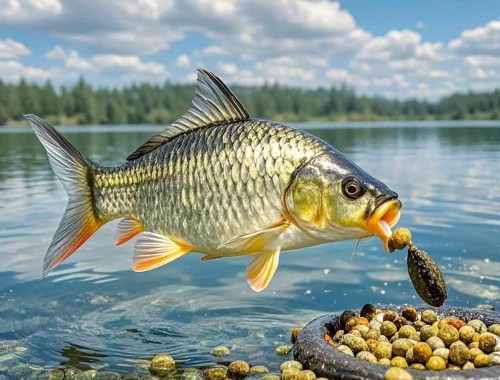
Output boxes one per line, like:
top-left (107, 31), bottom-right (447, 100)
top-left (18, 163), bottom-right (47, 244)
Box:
top-left (92, 120), bottom-right (326, 253)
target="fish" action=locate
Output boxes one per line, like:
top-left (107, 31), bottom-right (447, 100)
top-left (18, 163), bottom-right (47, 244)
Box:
top-left (26, 69), bottom-right (402, 292)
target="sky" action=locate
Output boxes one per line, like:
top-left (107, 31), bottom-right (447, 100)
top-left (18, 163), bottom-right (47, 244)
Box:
top-left (0, 0), bottom-right (499, 100)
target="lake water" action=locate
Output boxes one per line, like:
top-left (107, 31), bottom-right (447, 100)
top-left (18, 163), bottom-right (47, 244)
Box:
top-left (0, 122), bottom-right (499, 377)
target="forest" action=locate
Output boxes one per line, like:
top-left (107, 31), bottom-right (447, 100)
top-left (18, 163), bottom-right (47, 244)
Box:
top-left (1, 78), bottom-right (499, 125)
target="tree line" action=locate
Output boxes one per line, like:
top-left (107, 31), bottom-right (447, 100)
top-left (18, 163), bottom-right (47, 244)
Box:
top-left (1, 77), bottom-right (499, 126)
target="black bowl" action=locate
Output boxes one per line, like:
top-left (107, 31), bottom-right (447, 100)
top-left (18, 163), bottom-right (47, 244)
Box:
top-left (294, 306), bottom-right (500, 380)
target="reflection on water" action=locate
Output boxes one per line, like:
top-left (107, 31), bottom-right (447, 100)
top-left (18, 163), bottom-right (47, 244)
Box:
top-left (0, 122), bottom-right (499, 374)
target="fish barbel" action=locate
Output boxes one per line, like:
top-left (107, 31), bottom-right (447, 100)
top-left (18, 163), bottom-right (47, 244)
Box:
top-left (26, 69), bottom-right (401, 291)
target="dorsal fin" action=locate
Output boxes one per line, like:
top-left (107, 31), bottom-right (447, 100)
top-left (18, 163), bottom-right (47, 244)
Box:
top-left (126, 69), bottom-right (250, 161)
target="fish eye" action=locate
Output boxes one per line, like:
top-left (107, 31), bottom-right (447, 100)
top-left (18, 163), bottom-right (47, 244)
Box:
top-left (342, 176), bottom-right (366, 200)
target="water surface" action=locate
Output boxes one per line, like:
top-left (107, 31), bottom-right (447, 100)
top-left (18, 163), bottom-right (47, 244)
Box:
top-left (0, 122), bottom-right (499, 375)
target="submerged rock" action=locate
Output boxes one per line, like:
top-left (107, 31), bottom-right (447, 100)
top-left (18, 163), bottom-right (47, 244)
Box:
top-left (211, 346), bottom-right (230, 357)
top-left (150, 354), bottom-right (175, 376)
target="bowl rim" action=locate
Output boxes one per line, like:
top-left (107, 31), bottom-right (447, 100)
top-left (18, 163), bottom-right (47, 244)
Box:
top-left (293, 305), bottom-right (500, 380)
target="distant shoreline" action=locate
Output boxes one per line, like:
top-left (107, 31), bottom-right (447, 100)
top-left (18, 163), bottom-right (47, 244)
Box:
top-left (3, 119), bottom-right (500, 130)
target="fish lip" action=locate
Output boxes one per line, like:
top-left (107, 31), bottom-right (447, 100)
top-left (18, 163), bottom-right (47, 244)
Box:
top-left (364, 197), bottom-right (402, 251)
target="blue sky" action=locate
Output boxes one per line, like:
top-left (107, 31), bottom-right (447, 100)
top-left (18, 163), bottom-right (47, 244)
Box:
top-left (0, 0), bottom-right (499, 99)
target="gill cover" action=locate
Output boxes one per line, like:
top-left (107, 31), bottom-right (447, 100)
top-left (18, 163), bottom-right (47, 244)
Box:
top-left (285, 163), bottom-right (332, 234)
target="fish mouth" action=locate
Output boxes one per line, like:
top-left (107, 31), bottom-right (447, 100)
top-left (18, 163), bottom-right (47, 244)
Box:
top-left (364, 198), bottom-right (402, 251)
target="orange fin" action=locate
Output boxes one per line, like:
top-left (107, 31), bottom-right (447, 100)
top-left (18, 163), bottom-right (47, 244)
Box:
top-left (133, 232), bottom-right (191, 272)
top-left (218, 221), bottom-right (289, 254)
top-left (115, 218), bottom-right (144, 245)
top-left (246, 249), bottom-right (281, 292)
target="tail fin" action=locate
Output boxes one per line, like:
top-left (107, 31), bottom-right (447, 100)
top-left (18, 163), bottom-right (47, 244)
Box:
top-left (25, 114), bottom-right (102, 277)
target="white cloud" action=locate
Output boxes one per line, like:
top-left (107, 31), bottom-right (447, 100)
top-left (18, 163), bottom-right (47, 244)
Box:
top-left (219, 62), bottom-right (238, 75)
top-left (92, 54), bottom-right (165, 75)
top-left (0, 38), bottom-right (31, 59)
top-left (0, 60), bottom-right (51, 82)
top-left (176, 54), bottom-right (191, 68)
top-left (449, 20), bottom-right (500, 56)
top-left (201, 45), bottom-right (225, 56)
top-left (0, 0), bottom-right (62, 23)
top-left (46, 46), bottom-right (165, 75)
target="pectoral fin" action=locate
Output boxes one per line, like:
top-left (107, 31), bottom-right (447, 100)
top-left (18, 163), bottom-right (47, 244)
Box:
top-left (246, 249), bottom-right (281, 292)
top-left (218, 221), bottom-right (289, 254)
top-left (133, 232), bottom-right (191, 272)
top-left (115, 218), bottom-right (144, 246)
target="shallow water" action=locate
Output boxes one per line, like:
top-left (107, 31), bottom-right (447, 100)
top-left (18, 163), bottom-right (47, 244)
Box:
top-left (0, 122), bottom-right (499, 376)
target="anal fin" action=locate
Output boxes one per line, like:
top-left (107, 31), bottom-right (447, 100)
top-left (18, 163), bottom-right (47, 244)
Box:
top-left (115, 218), bottom-right (144, 246)
top-left (246, 249), bottom-right (281, 292)
top-left (133, 232), bottom-right (192, 272)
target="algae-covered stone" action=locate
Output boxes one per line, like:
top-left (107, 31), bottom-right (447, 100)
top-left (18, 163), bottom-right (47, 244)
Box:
top-left (433, 348), bottom-right (449, 361)
top-left (413, 321), bottom-right (425, 331)
top-left (405, 348), bottom-right (415, 364)
top-left (298, 370), bottom-right (316, 380)
top-left (181, 368), bottom-right (203, 380)
top-left (276, 345), bottom-right (292, 356)
top-left (204, 366), bottom-right (228, 380)
top-left (364, 328), bottom-right (381, 341)
top-left (410, 363), bottom-right (425, 370)
top-left (75, 370), bottom-right (98, 380)
top-left (64, 367), bottom-right (82, 379)
top-left (420, 310), bottom-right (438, 325)
top-left (227, 361), bottom-right (250, 378)
top-left (262, 376), bottom-right (280, 380)
top-left (281, 368), bottom-right (301, 380)
top-left (390, 356), bottom-right (408, 368)
top-left (336, 345), bottom-right (354, 357)
top-left (459, 326), bottom-right (476, 343)
top-left (250, 366), bottom-right (269, 375)
top-left (479, 332), bottom-right (497, 353)
top-left (462, 361), bottom-right (475, 369)
top-left (393, 317), bottom-right (408, 330)
top-left (401, 307), bottom-right (417, 322)
top-left (427, 336), bottom-right (445, 350)
top-left (383, 310), bottom-right (398, 322)
top-left (392, 339), bottom-right (413, 357)
top-left (356, 351), bottom-right (377, 364)
top-left (489, 352), bottom-right (500, 365)
top-left (487, 324), bottom-right (500, 336)
top-left (366, 339), bottom-right (379, 353)
top-left (150, 354), bottom-right (175, 376)
top-left (449, 342), bottom-right (470, 365)
top-left (379, 358), bottom-right (391, 366)
top-left (291, 328), bottom-right (302, 344)
top-left (95, 371), bottom-right (121, 380)
top-left (469, 347), bottom-right (484, 361)
top-left (384, 367), bottom-right (413, 380)
top-left (45, 369), bottom-right (65, 380)
top-left (339, 310), bottom-right (357, 329)
top-left (360, 304), bottom-right (377, 321)
top-left (398, 325), bottom-right (417, 340)
top-left (380, 321), bottom-right (397, 337)
top-left (280, 360), bottom-right (302, 372)
top-left (340, 334), bottom-right (367, 353)
top-left (467, 319), bottom-right (487, 334)
top-left (211, 346), bottom-right (230, 357)
top-left (437, 325), bottom-right (459, 346)
top-left (419, 325), bottom-right (437, 341)
top-left (474, 353), bottom-right (491, 367)
top-left (425, 356), bottom-right (446, 370)
top-left (412, 343), bottom-right (432, 363)
top-left (374, 341), bottom-right (392, 360)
